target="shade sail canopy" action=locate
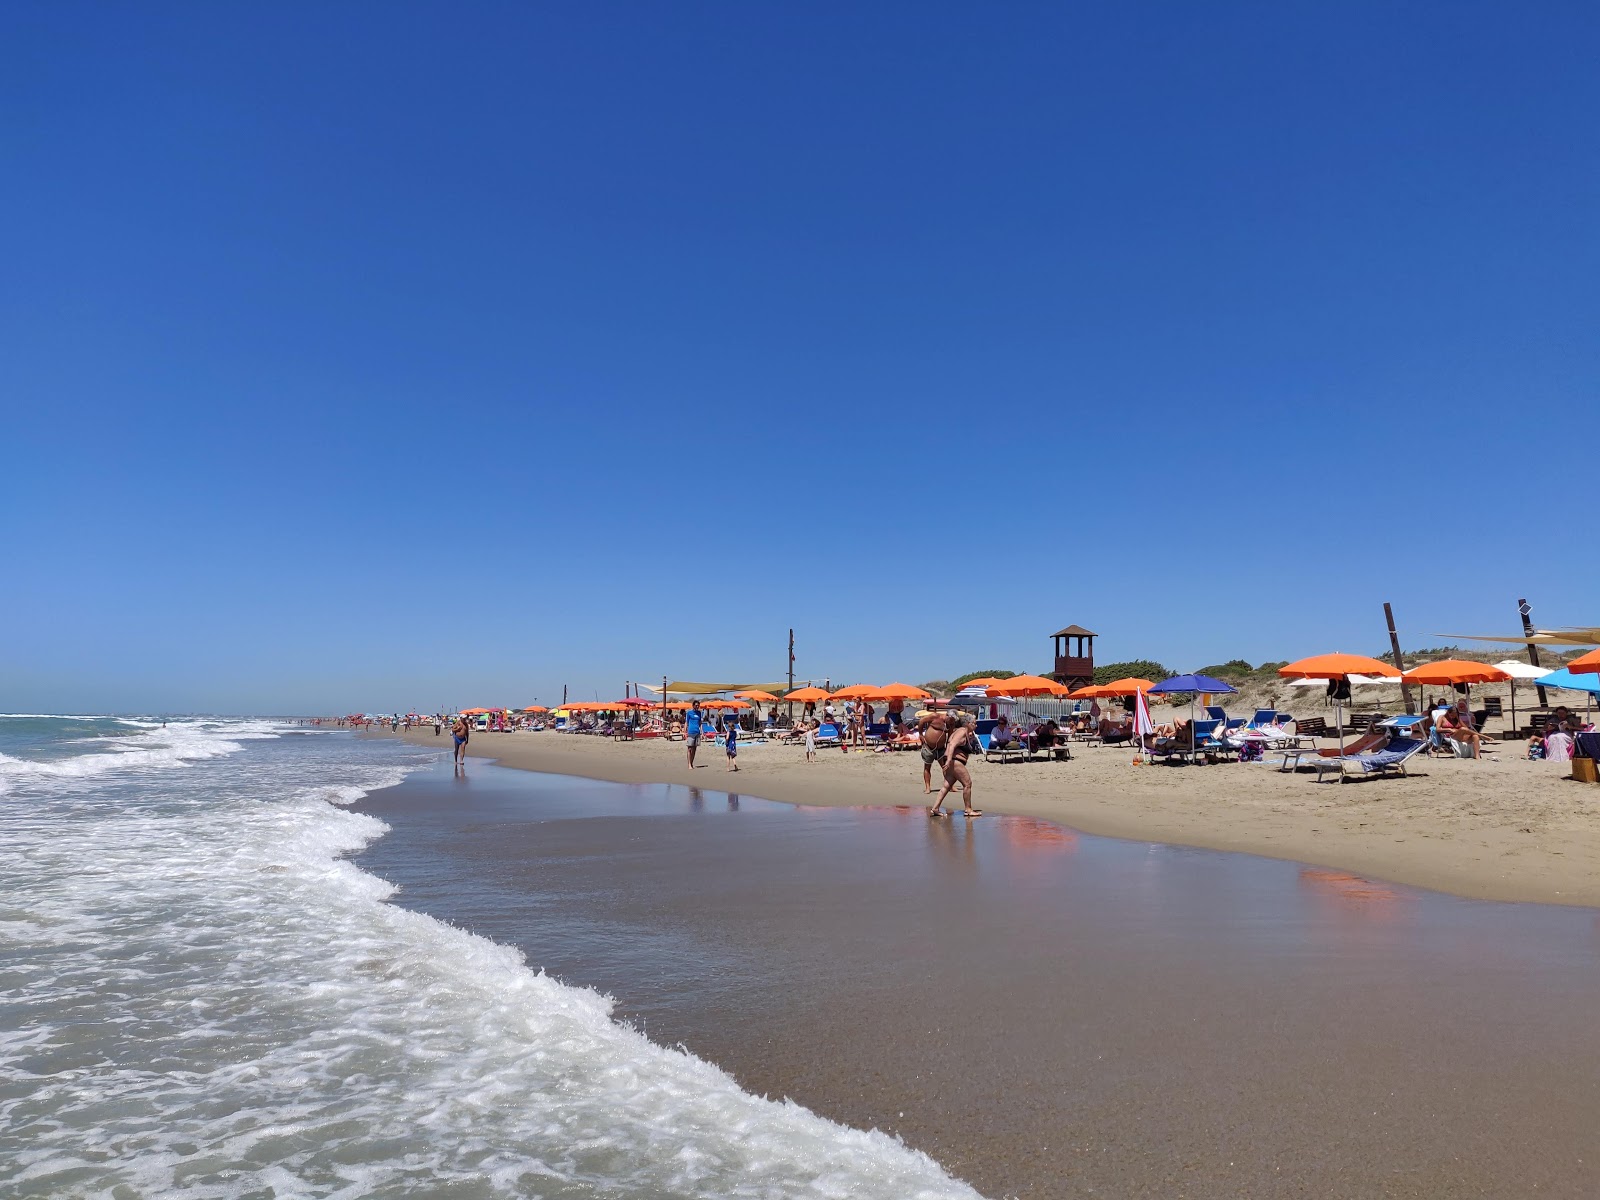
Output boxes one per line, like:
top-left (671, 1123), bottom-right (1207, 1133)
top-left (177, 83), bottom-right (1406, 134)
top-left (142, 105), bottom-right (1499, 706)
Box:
top-left (1401, 659), bottom-right (1512, 685)
top-left (1533, 667), bottom-right (1600, 695)
top-left (990, 674), bottom-right (1072, 697)
top-left (1569, 648), bottom-right (1600, 675)
top-left (783, 687), bottom-right (831, 703)
top-left (1493, 659), bottom-right (1565, 680)
top-left (1279, 654), bottom-right (1400, 679)
top-left (1436, 627), bottom-right (1600, 647)
top-left (1149, 673), bottom-right (1239, 695)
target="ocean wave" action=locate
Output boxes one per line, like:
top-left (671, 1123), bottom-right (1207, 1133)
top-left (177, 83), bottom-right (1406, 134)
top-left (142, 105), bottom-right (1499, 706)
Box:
top-left (0, 733), bottom-right (979, 1198)
top-left (0, 720), bottom-right (280, 794)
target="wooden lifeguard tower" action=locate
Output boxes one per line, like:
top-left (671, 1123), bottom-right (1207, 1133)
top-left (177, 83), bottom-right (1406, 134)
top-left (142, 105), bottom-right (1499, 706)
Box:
top-left (1050, 625), bottom-right (1096, 691)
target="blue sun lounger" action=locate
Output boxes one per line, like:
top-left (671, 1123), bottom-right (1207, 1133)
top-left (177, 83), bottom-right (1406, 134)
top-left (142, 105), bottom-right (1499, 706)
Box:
top-left (1310, 736), bottom-right (1426, 783)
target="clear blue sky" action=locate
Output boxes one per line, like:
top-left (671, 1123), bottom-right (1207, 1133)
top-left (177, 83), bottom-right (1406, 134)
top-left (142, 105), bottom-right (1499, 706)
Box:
top-left (5, 2), bottom-right (1596, 714)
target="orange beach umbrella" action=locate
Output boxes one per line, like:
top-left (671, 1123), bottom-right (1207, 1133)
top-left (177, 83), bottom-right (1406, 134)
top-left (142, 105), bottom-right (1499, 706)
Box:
top-left (868, 682), bottom-right (931, 701)
top-left (1279, 653), bottom-right (1398, 762)
top-left (1078, 677), bottom-right (1156, 698)
top-left (1400, 660), bottom-right (1511, 686)
top-left (827, 684), bottom-right (878, 700)
top-left (734, 690), bottom-right (781, 703)
top-left (783, 686), bottom-right (830, 704)
top-left (1278, 653), bottom-right (1399, 679)
top-left (1568, 647), bottom-right (1600, 676)
top-left (522, 705), bottom-right (549, 713)
top-left (989, 674), bottom-right (1071, 697)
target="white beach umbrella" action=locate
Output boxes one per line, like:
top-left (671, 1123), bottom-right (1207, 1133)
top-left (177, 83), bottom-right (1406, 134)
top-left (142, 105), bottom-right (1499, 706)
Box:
top-left (1492, 659), bottom-right (1556, 732)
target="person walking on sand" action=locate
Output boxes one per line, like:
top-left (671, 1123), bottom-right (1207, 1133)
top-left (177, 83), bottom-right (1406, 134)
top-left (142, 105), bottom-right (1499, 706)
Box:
top-left (685, 700), bottom-right (708, 768)
top-left (916, 709), bottom-right (951, 793)
top-left (725, 715), bottom-right (740, 772)
top-left (929, 713), bottom-right (981, 819)
top-left (451, 714), bottom-right (469, 766)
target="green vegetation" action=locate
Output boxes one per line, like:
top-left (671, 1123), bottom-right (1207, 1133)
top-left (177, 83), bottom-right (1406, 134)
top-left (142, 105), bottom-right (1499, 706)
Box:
top-left (1092, 660), bottom-right (1172, 686)
top-left (1194, 660), bottom-right (1255, 682)
top-left (920, 668), bottom-right (1018, 696)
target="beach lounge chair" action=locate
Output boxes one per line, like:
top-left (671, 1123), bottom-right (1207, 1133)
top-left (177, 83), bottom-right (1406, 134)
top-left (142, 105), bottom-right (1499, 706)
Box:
top-left (813, 722), bottom-right (842, 746)
top-left (1247, 709), bottom-right (1278, 728)
top-left (983, 732), bottom-right (1030, 764)
top-left (1206, 706), bottom-right (1229, 723)
top-left (1310, 736), bottom-right (1426, 783)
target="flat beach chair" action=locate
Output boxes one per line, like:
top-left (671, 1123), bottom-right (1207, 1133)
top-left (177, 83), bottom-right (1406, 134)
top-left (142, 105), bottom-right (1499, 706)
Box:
top-left (813, 722), bottom-right (842, 747)
top-left (983, 733), bottom-right (1030, 764)
top-left (1310, 736), bottom-right (1426, 783)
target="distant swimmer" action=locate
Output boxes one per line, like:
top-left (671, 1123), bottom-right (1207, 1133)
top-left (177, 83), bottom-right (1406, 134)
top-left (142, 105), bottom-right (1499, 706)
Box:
top-left (451, 714), bottom-right (469, 766)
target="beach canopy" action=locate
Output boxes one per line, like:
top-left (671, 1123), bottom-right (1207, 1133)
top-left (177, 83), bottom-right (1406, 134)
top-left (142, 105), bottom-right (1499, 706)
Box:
top-left (1532, 667), bottom-right (1600, 696)
top-left (1278, 653), bottom-right (1400, 679)
top-left (1568, 648), bottom-right (1600, 676)
top-left (989, 674), bottom-right (1071, 697)
top-left (1149, 673), bottom-right (1239, 695)
top-left (783, 686), bottom-right (831, 703)
top-left (733, 690), bottom-right (780, 703)
top-left (1400, 660), bottom-right (1511, 685)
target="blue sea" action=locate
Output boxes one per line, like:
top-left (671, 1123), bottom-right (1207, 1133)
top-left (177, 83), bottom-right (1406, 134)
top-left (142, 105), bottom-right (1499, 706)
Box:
top-left (0, 717), bottom-right (977, 1199)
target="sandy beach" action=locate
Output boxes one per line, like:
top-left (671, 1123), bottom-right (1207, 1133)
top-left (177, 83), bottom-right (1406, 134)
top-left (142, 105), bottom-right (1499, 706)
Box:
top-left (374, 725), bottom-right (1600, 907)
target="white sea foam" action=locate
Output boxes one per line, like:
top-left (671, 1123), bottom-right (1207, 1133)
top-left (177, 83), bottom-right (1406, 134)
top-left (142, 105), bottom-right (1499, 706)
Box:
top-left (0, 724), bottom-right (981, 1198)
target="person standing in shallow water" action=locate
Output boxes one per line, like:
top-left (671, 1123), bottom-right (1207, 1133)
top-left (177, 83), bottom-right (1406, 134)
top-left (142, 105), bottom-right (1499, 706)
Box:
top-left (930, 713), bottom-right (981, 819)
top-left (451, 714), bottom-right (469, 766)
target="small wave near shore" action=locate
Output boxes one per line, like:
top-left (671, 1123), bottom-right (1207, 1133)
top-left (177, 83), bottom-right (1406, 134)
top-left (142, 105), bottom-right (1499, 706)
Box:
top-left (0, 720), bottom-right (978, 1199)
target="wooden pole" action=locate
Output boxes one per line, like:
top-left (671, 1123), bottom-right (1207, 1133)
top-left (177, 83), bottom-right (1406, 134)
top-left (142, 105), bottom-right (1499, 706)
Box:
top-left (787, 628), bottom-right (795, 721)
top-left (1384, 602), bottom-right (1416, 715)
top-left (1519, 598), bottom-right (1549, 709)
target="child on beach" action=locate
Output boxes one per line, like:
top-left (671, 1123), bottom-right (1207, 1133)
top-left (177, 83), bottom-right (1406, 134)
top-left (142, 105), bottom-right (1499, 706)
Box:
top-left (804, 719), bottom-right (817, 763)
top-left (725, 716), bottom-right (739, 772)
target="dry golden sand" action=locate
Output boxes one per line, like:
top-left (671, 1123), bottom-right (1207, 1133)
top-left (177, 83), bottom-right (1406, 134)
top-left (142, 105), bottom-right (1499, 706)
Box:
top-left (378, 726), bottom-right (1600, 906)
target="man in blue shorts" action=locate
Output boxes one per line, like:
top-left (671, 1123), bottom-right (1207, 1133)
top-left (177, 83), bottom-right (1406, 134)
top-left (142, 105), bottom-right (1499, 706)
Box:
top-left (685, 700), bottom-right (707, 768)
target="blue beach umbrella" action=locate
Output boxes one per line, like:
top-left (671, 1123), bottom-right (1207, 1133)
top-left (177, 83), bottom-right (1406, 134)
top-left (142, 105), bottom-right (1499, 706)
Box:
top-left (1148, 674), bottom-right (1240, 738)
top-left (1534, 668), bottom-right (1600, 697)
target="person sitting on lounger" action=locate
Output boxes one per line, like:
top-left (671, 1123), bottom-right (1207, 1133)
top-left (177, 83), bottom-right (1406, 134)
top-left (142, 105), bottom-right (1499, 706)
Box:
top-left (1099, 715), bottom-right (1133, 744)
top-left (1030, 719), bottom-right (1061, 750)
top-left (991, 716), bottom-right (1016, 749)
top-left (1436, 704), bottom-right (1482, 758)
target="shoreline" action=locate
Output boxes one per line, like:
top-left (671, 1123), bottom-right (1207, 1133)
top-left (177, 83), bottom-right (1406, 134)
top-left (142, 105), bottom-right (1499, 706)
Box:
top-left (367, 727), bottom-right (1600, 908)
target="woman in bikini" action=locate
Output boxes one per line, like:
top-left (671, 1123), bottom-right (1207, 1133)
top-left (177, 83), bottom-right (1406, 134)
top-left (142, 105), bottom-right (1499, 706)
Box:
top-left (929, 714), bottom-right (981, 818)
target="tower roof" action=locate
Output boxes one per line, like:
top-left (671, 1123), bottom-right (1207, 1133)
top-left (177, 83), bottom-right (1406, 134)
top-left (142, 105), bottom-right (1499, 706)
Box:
top-left (1052, 624), bottom-right (1096, 638)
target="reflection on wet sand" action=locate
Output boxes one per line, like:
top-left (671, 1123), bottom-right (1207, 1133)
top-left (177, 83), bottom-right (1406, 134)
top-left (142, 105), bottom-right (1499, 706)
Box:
top-left (1299, 866), bottom-right (1411, 917)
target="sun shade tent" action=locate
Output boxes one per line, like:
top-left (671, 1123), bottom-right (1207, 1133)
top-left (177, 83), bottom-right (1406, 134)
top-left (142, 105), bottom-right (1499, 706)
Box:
top-left (665, 681), bottom-right (791, 695)
top-left (1279, 654), bottom-right (1402, 761)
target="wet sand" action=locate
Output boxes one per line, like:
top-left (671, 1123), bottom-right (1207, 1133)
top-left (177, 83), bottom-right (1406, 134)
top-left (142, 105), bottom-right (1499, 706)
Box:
top-left (354, 756), bottom-right (1600, 1199)
top-left (371, 726), bottom-right (1600, 907)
